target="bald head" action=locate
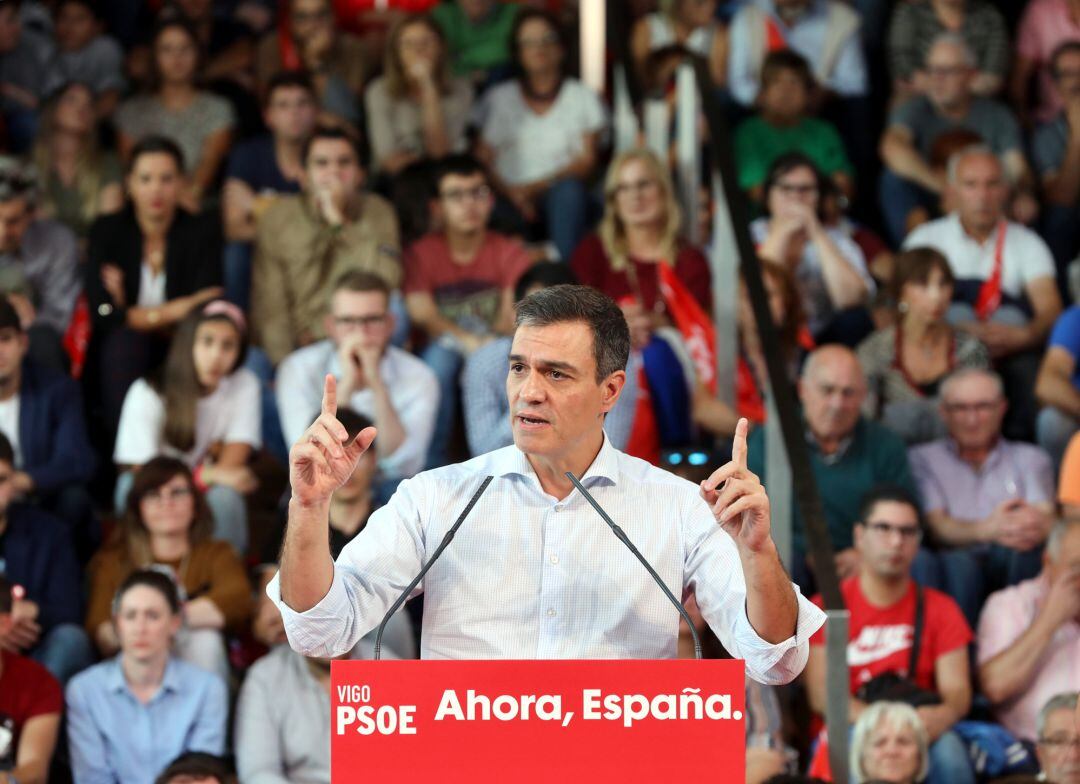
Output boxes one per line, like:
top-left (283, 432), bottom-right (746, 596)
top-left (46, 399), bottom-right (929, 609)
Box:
top-left (800, 345), bottom-right (866, 444)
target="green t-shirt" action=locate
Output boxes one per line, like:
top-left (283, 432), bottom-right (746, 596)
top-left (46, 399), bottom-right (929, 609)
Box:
top-left (747, 416), bottom-right (920, 554)
top-left (431, 2), bottom-right (519, 77)
top-left (733, 115), bottom-right (853, 192)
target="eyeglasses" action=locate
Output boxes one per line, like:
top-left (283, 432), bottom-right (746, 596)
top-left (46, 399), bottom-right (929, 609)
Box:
top-left (144, 486), bottom-right (192, 503)
top-left (292, 8), bottom-right (331, 24)
top-left (334, 314), bottom-right (387, 329)
top-left (1039, 735), bottom-right (1080, 751)
top-left (926, 65), bottom-right (968, 78)
top-left (613, 179), bottom-right (659, 198)
top-left (773, 183), bottom-right (818, 197)
top-left (864, 521), bottom-right (922, 541)
top-left (440, 185), bottom-right (491, 204)
top-left (942, 400), bottom-right (999, 415)
top-left (519, 33), bottom-right (560, 49)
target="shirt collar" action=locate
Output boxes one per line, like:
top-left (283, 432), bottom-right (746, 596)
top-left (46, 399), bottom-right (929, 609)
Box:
top-left (489, 431), bottom-right (620, 490)
top-left (106, 655), bottom-right (181, 697)
top-left (945, 436), bottom-right (1005, 469)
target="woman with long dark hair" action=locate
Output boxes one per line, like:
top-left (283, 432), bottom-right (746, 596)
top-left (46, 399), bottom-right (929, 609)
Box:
top-left (84, 135), bottom-right (223, 436)
top-left (114, 300), bottom-right (259, 552)
top-left (476, 8), bottom-right (606, 261)
top-left (753, 152), bottom-right (874, 345)
top-left (84, 460), bottom-right (252, 679)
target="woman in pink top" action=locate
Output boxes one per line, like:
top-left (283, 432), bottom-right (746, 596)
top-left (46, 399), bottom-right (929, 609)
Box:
top-left (1012, 0), bottom-right (1080, 124)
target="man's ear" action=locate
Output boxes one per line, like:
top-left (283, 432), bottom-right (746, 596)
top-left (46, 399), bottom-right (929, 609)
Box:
top-left (600, 370), bottom-right (626, 414)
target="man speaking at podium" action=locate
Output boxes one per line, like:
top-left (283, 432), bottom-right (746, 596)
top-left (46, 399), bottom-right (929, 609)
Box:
top-left (268, 285), bottom-right (825, 684)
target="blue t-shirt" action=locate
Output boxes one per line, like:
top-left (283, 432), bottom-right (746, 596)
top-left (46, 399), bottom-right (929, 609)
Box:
top-left (1049, 305), bottom-right (1080, 389)
top-left (224, 135), bottom-right (301, 194)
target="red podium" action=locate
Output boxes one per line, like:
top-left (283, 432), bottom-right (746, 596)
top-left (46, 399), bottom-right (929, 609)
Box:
top-left (331, 658), bottom-right (746, 781)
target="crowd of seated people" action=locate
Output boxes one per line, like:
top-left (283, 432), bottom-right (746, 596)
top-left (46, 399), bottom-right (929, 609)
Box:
top-left (0, 1), bottom-right (1077, 783)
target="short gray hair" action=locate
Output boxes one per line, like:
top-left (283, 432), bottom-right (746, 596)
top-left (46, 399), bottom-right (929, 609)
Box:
top-left (946, 144), bottom-right (999, 185)
top-left (514, 284), bottom-right (630, 383)
top-left (851, 702), bottom-right (930, 784)
top-left (1047, 518), bottom-right (1080, 560)
top-left (926, 32), bottom-right (977, 68)
top-left (939, 366), bottom-right (1005, 401)
top-left (1037, 692), bottom-right (1079, 740)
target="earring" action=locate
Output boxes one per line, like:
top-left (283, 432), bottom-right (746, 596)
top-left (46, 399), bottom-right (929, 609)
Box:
top-left (898, 301), bottom-right (909, 314)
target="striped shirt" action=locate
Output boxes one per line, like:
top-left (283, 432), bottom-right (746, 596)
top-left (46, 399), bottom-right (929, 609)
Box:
top-left (268, 435), bottom-right (825, 685)
top-left (887, 0), bottom-right (1008, 82)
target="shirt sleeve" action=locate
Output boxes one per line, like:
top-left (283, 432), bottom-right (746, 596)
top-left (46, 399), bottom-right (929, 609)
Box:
top-left (274, 350), bottom-right (324, 449)
top-left (874, 429), bottom-right (921, 509)
top-left (462, 341), bottom-right (513, 456)
top-left (886, 2), bottom-right (919, 81)
top-left (1018, 231), bottom-right (1056, 284)
top-left (235, 660), bottom-right (293, 784)
top-left (65, 676), bottom-right (115, 784)
top-left (37, 225), bottom-right (80, 335)
top-left (251, 206), bottom-right (297, 365)
top-left (927, 590), bottom-right (973, 659)
top-left (1032, 121), bottom-right (1066, 177)
top-left (266, 473), bottom-right (431, 658)
top-left (975, 588), bottom-right (1021, 664)
top-left (222, 370), bottom-right (262, 449)
top-left (364, 79), bottom-right (397, 169)
top-left (828, 31), bottom-right (868, 96)
top-left (1015, 0), bottom-right (1044, 62)
top-left (1060, 435), bottom-right (1080, 505)
top-left (1023, 445), bottom-right (1056, 505)
top-left (683, 496), bottom-right (826, 685)
top-left (1050, 307), bottom-right (1080, 358)
top-left (203, 542), bottom-right (253, 632)
top-left (726, 9), bottom-right (758, 106)
top-left (376, 358), bottom-right (439, 480)
top-left (909, 446), bottom-right (947, 511)
top-left (113, 380), bottom-right (164, 465)
top-left (189, 672), bottom-right (228, 755)
top-left (976, 5), bottom-right (1009, 78)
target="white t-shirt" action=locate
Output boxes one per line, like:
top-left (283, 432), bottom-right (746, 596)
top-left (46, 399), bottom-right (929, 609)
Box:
top-left (137, 263), bottom-right (167, 308)
top-left (114, 368), bottom-right (262, 467)
top-left (480, 78), bottom-right (607, 186)
top-left (903, 214), bottom-right (1056, 302)
top-left (0, 395), bottom-right (21, 466)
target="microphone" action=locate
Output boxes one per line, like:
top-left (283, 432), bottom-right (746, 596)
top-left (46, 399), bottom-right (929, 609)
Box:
top-left (566, 471), bottom-right (703, 660)
top-left (373, 475), bottom-right (494, 660)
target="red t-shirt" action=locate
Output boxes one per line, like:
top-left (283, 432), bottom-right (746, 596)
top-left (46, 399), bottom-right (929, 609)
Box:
top-left (404, 232), bottom-right (532, 330)
top-left (569, 234), bottom-right (713, 312)
top-left (810, 576), bottom-right (972, 695)
top-left (0, 650), bottom-right (62, 763)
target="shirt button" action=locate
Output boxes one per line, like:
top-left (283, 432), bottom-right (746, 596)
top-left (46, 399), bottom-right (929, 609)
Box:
top-left (553, 505), bottom-right (562, 512)
top-left (546, 608), bottom-right (557, 618)
top-left (97, 303), bottom-right (113, 316)
top-left (549, 554), bottom-right (559, 565)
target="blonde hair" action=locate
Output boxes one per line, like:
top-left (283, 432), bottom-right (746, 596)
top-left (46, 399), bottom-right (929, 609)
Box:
top-left (598, 148), bottom-right (682, 273)
top-left (31, 83), bottom-right (107, 230)
top-left (851, 702), bottom-right (930, 784)
top-left (383, 14), bottom-right (451, 100)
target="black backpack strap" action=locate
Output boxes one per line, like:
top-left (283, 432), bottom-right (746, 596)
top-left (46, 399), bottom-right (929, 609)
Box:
top-left (908, 584), bottom-right (924, 679)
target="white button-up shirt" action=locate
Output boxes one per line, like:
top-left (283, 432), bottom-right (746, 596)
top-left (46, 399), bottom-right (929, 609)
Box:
top-left (275, 341), bottom-right (439, 480)
top-left (268, 436), bottom-right (826, 685)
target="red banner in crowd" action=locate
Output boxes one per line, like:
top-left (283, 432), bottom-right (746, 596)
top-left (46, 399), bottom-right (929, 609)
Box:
top-left (330, 659), bottom-right (746, 781)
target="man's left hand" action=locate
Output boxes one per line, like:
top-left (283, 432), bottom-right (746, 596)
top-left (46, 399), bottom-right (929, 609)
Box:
top-left (700, 418), bottom-right (772, 554)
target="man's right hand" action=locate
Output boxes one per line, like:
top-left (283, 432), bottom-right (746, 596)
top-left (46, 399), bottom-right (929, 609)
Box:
top-left (1041, 564), bottom-right (1080, 630)
top-left (290, 375), bottom-right (377, 507)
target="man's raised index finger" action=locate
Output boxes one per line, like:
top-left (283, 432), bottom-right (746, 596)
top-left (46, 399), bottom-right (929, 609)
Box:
top-left (732, 417), bottom-right (749, 468)
top-left (321, 374), bottom-right (337, 416)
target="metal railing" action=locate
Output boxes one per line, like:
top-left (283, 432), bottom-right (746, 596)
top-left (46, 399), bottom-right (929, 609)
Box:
top-left (605, 3), bottom-right (851, 780)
